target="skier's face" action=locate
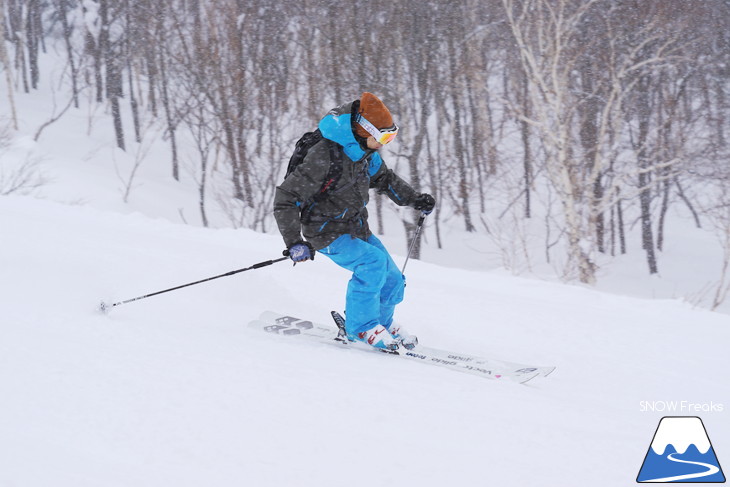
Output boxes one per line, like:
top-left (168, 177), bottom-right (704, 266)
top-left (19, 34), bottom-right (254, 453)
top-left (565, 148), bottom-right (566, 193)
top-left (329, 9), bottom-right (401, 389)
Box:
top-left (366, 137), bottom-right (383, 150)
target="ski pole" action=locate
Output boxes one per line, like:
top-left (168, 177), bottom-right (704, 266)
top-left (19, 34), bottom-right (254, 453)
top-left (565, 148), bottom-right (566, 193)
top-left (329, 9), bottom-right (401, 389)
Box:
top-left (401, 212), bottom-right (428, 274)
top-left (100, 255), bottom-right (289, 313)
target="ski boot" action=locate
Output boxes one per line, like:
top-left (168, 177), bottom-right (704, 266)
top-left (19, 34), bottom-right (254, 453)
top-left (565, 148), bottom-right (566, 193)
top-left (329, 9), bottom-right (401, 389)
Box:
top-left (355, 324), bottom-right (400, 351)
top-left (330, 311), bottom-right (400, 351)
top-left (388, 323), bottom-right (418, 350)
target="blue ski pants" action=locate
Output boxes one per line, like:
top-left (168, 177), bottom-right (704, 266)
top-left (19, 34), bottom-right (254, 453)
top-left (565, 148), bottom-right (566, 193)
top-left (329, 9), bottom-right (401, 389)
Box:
top-left (318, 234), bottom-right (405, 336)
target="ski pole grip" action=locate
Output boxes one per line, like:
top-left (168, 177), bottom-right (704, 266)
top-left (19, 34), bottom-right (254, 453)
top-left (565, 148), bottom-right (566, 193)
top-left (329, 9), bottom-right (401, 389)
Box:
top-left (254, 256), bottom-right (289, 269)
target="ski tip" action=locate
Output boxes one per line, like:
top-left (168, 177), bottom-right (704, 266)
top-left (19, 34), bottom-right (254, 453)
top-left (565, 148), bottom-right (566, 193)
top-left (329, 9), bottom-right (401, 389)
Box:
top-left (542, 366), bottom-right (557, 377)
top-left (518, 366), bottom-right (556, 384)
top-left (518, 372), bottom-right (542, 384)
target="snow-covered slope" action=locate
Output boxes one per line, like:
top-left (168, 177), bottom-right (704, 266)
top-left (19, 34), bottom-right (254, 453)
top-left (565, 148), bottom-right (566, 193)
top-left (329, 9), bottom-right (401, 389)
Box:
top-left (1, 194), bottom-right (728, 487)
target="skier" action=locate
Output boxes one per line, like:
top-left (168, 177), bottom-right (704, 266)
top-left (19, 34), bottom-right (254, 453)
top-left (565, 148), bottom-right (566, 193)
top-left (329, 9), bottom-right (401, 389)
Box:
top-left (274, 92), bottom-right (435, 350)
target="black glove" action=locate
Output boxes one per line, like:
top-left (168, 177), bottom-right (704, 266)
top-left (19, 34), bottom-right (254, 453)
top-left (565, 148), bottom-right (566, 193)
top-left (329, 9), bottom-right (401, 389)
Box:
top-left (413, 193), bottom-right (435, 214)
top-left (285, 241), bottom-right (315, 262)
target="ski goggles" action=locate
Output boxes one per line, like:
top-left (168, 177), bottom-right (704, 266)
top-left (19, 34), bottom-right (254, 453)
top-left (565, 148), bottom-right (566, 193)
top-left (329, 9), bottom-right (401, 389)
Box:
top-left (356, 114), bottom-right (399, 145)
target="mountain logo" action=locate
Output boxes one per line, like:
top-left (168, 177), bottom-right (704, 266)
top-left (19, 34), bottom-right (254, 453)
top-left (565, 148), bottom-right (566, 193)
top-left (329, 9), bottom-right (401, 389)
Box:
top-left (637, 416), bottom-right (725, 483)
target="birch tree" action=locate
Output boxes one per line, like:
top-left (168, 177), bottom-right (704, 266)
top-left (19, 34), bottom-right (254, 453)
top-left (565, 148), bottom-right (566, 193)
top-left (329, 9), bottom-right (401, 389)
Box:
top-left (502, 0), bottom-right (601, 283)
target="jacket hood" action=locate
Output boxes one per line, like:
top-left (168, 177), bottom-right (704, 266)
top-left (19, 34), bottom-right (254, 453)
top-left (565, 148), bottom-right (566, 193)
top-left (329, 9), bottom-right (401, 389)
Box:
top-left (318, 102), bottom-right (367, 161)
top-left (318, 101), bottom-right (384, 176)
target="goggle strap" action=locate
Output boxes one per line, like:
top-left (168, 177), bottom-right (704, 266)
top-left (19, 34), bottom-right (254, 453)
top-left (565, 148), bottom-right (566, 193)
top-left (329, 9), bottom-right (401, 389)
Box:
top-left (356, 114), bottom-right (382, 139)
top-left (357, 114), bottom-right (398, 142)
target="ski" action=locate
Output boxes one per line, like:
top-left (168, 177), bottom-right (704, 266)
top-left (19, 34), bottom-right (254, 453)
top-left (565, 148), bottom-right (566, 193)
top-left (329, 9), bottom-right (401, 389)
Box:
top-left (248, 311), bottom-right (555, 384)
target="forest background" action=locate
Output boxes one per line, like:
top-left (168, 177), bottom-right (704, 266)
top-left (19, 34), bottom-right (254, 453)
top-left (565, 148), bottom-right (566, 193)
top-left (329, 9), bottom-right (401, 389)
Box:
top-left (3, 0), bottom-right (730, 310)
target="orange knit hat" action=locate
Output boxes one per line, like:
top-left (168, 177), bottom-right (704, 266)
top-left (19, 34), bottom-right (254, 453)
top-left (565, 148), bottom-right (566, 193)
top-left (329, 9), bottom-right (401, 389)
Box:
top-left (355, 92), bottom-right (394, 139)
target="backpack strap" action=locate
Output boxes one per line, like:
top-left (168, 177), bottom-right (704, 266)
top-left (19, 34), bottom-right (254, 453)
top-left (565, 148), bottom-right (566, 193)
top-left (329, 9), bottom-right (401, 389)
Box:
top-left (285, 129), bottom-right (323, 179)
top-left (312, 146), bottom-right (373, 203)
top-left (299, 139), bottom-right (343, 223)
top-left (312, 141), bottom-right (345, 200)
top-left (301, 147), bottom-right (374, 225)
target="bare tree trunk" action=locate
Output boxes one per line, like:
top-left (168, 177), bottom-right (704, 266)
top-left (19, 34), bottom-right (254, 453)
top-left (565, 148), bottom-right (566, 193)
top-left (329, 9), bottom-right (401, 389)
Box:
top-left (519, 73), bottom-right (532, 218)
top-left (635, 76), bottom-right (658, 274)
top-left (446, 29), bottom-right (475, 232)
top-left (143, 1), bottom-right (158, 118)
top-left (578, 52), bottom-right (605, 253)
top-left (127, 60), bottom-right (140, 143)
top-left (56, 0), bottom-right (79, 108)
top-left (156, 4), bottom-right (178, 180)
top-left (230, 1), bottom-right (254, 207)
top-left (80, 0), bottom-right (104, 104)
top-left (99, 0), bottom-right (125, 151)
top-left (617, 197), bottom-right (626, 255)
top-left (0, 2), bottom-right (18, 129)
top-left (124, 5), bottom-right (140, 143)
top-left (158, 44), bottom-right (178, 179)
top-left (657, 175), bottom-right (670, 251)
top-left (7, 0), bottom-right (30, 93)
top-left (26, 0), bottom-right (40, 89)
top-left (327, 6), bottom-right (341, 103)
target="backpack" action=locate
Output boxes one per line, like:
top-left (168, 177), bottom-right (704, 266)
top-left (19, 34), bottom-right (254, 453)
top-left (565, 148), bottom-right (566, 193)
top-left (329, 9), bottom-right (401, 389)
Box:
top-left (284, 129), bottom-right (343, 197)
top-left (283, 130), bottom-right (374, 223)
